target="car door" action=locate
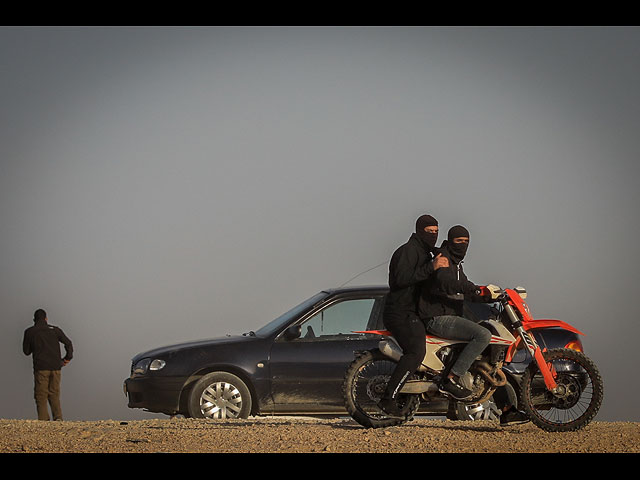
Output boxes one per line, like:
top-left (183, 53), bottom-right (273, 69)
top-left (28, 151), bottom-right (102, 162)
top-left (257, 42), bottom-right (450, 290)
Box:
top-left (268, 294), bottom-right (385, 412)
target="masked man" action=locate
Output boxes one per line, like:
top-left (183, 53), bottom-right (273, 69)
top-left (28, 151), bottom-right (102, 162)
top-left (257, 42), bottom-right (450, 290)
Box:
top-left (418, 225), bottom-right (493, 400)
top-left (377, 214), bottom-right (449, 418)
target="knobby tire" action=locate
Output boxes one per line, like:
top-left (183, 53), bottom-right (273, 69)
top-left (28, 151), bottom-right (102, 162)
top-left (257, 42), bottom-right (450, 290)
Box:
top-left (343, 349), bottom-right (420, 429)
top-left (520, 348), bottom-right (603, 432)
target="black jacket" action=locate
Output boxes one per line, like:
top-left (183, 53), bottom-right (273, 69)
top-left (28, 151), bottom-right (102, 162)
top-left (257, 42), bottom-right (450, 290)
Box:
top-left (418, 241), bottom-right (486, 319)
top-left (23, 320), bottom-right (73, 371)
top-left (383, 233), bottom-right (437, 326)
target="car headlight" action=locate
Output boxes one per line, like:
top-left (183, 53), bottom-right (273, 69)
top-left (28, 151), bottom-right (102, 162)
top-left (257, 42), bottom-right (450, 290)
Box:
top-left (564, 339), bottom-right (584, 352)
top-left (132, 358), bottom-right (166, 376)
top-left (150, 359), bottom-right (166, 371)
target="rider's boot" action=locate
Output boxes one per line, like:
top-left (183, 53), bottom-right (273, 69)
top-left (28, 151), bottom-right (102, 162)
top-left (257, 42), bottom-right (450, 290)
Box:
top-left (377, 397), bottom-right (406, 420)
top-left (378, 365), bottom-right (412, 419)
top-left (438, 375), bottom-right (473, 400)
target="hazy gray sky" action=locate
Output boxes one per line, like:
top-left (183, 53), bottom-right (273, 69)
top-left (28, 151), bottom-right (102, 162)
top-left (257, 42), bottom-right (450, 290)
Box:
top-left (2, 26), bottom-right (639, 421)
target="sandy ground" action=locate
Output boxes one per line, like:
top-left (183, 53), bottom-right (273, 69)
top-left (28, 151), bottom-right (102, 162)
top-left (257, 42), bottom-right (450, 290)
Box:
top-left (1, 416), bottom-right (639, 453)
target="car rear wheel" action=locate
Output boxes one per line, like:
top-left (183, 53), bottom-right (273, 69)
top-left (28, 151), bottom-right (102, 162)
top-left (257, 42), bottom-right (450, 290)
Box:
top-left (187, 372), bottom-right (252, 419)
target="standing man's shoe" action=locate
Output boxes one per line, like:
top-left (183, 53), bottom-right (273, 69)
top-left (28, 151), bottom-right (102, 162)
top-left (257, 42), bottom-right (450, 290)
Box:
top-left (499, 407), bottom-right (529, 426)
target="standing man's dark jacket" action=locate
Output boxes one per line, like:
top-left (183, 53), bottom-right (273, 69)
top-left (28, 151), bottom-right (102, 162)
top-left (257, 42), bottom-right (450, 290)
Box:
top-left (418, 240), bottom-right (485, 319)
top-left (23, 319), bottom-right (73, 371)
top-left (383, 233), bottom-right (438, 327)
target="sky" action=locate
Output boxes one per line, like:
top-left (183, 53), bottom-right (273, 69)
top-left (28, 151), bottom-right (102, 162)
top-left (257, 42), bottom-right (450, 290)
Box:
top-left (1, 26), bottom-right (639, 422)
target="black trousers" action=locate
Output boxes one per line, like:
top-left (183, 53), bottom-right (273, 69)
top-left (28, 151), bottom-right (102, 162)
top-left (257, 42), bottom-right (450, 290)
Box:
top-left (382, 314), bottom-right (427, 400)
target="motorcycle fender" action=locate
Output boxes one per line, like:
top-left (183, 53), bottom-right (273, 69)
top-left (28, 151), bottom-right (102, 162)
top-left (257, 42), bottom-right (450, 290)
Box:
top-left (506, 319), bottom-right (584, 363)
top-left (524, 319), bottom-right (584, 336)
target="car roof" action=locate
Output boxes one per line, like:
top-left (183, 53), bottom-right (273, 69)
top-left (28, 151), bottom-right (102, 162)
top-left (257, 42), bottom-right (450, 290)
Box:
top-left (322, 285), bottom-right (390, 296)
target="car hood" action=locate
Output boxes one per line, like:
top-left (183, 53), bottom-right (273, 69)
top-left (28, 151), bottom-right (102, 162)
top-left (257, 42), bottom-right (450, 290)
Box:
top-left (131, 334), bottom-right (257, 363)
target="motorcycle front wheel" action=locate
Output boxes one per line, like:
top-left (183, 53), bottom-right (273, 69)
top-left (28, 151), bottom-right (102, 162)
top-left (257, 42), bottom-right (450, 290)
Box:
top-left (343, 349), bottom-right (420, 429)
top-left (520, 348), bottom-right (603, 432)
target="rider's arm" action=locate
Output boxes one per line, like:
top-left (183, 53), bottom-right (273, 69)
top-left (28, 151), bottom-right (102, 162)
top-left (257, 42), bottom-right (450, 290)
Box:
top-left (390, 246), bottom-right (435, 289)
top-left (452, 271), bottom-right (495, 302)
top-left (466, 286), bottom-right (495, 303)
top-left (434, 265), bottom-right (479, 296)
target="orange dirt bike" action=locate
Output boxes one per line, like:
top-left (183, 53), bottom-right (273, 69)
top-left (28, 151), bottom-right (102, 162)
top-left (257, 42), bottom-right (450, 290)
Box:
top-left (342, 286), bottom-right (603, 432)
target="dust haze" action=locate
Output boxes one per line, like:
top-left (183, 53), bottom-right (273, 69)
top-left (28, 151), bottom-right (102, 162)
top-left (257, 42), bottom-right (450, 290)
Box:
top-left (1, 26), bottom-right (639, 421)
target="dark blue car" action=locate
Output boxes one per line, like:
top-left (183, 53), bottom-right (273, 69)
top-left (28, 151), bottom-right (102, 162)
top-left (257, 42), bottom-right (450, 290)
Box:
top-left (123, 285), bottom-right (584, 421)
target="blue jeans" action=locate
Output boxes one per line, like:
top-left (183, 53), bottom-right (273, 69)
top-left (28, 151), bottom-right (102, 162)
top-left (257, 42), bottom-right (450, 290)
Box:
top-left (424, 315), bottom-right (492, 378)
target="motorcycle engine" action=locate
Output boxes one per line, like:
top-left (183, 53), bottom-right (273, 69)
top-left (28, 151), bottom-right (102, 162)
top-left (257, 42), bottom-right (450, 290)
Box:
top-left (458, 371), bottom-right (476, 391)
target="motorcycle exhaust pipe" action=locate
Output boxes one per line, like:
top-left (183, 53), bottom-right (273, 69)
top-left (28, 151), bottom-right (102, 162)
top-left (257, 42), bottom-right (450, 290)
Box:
top-left (379, 339), bottom-right (431, 373)
top-left (475, 361), bottom-right (507, 387)
top-left (399, 380), bottom-right (439, 394)
top-left (379, 339), bottom-right (403, 362)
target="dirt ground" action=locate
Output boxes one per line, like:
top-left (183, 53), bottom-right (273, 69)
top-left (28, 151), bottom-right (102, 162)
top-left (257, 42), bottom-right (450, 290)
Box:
top-left (1, 416), bottom-right (639, 453)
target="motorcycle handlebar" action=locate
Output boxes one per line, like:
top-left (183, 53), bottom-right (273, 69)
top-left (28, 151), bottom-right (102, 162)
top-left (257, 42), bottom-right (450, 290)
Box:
top-left (477, 285), bottom-right (505, 299)
top-left (481, 285), bottom-right (527, 301)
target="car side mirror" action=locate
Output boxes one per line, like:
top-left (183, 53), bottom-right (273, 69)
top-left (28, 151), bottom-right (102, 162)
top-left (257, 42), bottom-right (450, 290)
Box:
top-left (283, 325), bottom-right (302, 340)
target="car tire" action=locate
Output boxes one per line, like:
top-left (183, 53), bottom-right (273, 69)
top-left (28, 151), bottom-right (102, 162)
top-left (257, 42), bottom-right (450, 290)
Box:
top-left (187, 371), bottom-right (252, 420)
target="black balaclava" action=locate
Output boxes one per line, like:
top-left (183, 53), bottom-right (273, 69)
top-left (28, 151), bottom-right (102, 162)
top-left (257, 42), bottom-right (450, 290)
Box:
top-left (447, 225), bottom-right (470, 263)
top-left (34, 309), bottom-right (47, 323)
top-left (415, 214), bottom-right (438, 249)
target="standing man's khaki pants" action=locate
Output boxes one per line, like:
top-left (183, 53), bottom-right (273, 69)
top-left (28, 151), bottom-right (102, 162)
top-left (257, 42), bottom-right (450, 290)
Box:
top-left (34, 370), bottom-right (63, 421)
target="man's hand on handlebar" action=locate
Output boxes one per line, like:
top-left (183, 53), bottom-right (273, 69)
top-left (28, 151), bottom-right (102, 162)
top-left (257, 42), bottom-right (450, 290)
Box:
top-left (476, 284), bottom-right (503, 299)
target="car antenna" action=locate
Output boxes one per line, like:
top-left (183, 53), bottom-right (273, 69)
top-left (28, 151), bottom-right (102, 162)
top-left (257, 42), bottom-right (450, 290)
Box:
top-left (339, 261), bottom-right (388, 288)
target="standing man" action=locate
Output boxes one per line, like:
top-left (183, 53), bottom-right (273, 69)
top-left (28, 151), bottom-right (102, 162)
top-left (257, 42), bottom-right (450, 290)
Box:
top-left (23, 309), bottom-right (73, 421)
top-left (377, 214), bottom-right (449, 418)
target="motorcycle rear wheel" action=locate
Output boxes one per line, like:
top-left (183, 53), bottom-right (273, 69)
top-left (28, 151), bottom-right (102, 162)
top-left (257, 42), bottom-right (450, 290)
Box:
top-left (343, 350), bottom-right (421, 429)
top-left (520, 348), bottom-right (603, 432)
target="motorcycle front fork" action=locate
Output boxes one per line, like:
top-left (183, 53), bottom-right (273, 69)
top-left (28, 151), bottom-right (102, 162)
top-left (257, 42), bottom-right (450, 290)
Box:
top-left (503, 301), bottom-right (559, 393)
top-left (516, 327), bottom-right (559, 392)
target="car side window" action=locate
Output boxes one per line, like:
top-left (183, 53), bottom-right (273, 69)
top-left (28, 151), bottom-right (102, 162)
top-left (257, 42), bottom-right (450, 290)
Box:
top-left (296, 298), bottom-right (380, 340)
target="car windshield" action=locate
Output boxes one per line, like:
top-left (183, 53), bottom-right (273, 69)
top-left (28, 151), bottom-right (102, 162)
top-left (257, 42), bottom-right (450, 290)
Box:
top-left (253, 292), bottom-right (329, 338)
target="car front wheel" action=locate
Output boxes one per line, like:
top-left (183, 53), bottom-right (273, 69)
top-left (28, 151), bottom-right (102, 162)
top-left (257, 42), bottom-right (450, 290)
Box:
top-left (187, 371), bottom-right (252, 419)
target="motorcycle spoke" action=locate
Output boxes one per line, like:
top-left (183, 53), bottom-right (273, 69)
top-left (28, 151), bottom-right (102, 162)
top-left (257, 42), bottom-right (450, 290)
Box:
top-left (344, 350), bottom-right (426, 428)
top-left (354, 359), bottom-right (395, 417)
top-left (352, 357), bottom-right (417, 419)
